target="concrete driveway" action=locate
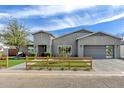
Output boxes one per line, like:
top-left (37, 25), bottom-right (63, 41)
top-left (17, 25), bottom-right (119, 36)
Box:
top-left (93, 59), bottom-right (124, 72)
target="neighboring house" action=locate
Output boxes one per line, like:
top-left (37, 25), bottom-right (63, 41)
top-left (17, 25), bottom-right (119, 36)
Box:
top-left (0, 43), bottom-right (9, 56)
top-left (120, 41), bottom-right (124, 58)
top-left (33, 29), bottom-right (121, 59)
top-left (19, 42), bottom-right (34, 54)
top-left (8, 41), bottom-right (34, 56)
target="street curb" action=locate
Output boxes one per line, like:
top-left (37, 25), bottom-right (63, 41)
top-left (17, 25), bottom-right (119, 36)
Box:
top-left (0, 71), bottom-right (124, 76)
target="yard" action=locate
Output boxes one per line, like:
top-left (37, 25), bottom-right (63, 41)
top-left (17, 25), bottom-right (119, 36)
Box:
top-left (35, 61), bottom-right (91, 70)
top-left (26, 57), bottom-right (92, 70)
top-left (35, 61), bottom-right (90, 67)
top-left (0, 57), bottom-right (92, 70)
top-left (0, 57), bottom-right (25, 67)
top-left (8, 59), bottom-right (25, 67)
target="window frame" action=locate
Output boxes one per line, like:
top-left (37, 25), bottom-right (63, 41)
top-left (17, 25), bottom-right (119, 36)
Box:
top-left (57, 45), bottom-right (72, 55)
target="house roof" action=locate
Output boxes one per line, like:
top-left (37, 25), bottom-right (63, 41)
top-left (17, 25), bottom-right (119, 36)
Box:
top-left (32, 30), bottom-right (55, 37)
top-left (76, 32), bottom-right (122, 40)
top-left (54, 29), bottom-right (93, 40)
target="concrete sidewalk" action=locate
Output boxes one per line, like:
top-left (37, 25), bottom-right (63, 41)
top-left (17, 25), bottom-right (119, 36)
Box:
top-left (0, 68), bottom-right (124, 76)
top-left (6, 63), bottom-right (26, 70)
top-left (0, 63), bottom-right (26, 72)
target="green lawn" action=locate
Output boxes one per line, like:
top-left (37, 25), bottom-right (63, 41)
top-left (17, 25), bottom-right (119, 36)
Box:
top-left (8, 59), bottom-right (25, 67)
top-left (0, 59), bottom-right (25, 67)
top-left (35, 61), bottom-right (89, 67)
top-left (0, 58), bottom-right (91, 70)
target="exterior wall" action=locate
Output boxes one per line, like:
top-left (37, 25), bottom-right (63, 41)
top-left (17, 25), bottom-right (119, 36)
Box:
top-left (19, 46), bottom-right (28, 53)
top-left (33, 33), bottom-right (54, 54)
top-left (19, 45), bottom-right (34, 54)
top-left (52, 31), bottom-right (91, 56)
top-left (114, 45), bottom-right (120, 58)
top-left (120, 45), bottom-right (124, 58)
top-left (78, 35), bottom-right (121, 58)
top-left (8, 49), bottom-right (18, 56)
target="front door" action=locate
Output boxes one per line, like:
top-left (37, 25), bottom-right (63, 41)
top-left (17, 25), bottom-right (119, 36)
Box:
top-left (38, 45), bottom-right (47, 56)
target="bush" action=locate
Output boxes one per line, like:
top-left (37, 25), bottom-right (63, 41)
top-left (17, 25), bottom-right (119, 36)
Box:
top-left (39, 68), bottom-right (43, 70)
top-left (84, 68), bottom-right (91, 71)
top-left (60, 67), bottom-right (64, 70)
top-left (48, 68), bottom-right (52, 70)
top-left (73, 68), bottom-right (77, 71)
top-left (44, 52), bottom-right (51, 57)
top-left (29, 52), bottom-right (36, 57)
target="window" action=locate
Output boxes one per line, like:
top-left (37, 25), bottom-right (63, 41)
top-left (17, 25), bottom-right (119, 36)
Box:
top-left (58, 45), bottom-right (72, 56)
top-left (106, 45), bottom-right (114, 58)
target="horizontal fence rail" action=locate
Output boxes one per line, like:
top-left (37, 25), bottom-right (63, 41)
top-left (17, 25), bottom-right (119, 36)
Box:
top-left (26, 56), bottom-right (92, 70)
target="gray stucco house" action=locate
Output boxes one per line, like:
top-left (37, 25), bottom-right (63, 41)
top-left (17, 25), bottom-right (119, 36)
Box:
top-left (33, 29), bottom-right (121, 59)
top-left (120, 41), bottom-right (124, 58)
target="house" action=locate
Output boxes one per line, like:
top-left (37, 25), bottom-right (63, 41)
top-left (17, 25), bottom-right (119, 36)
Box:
top-left (0, 43), bottom-right (9, 56)
top-left (120, 41), bottom-right (124, 58)
top-left (33, 31), bottom-right (55, 56)
top-left (33, 29), bottom-right (121, 59)
top-left (7, 41), bottom-right (34, 56)
top-left (19, 41), bottom-right (34, 55)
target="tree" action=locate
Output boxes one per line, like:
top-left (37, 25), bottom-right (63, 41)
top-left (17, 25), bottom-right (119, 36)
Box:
top-left (2, 18), bottom-right (29, 52)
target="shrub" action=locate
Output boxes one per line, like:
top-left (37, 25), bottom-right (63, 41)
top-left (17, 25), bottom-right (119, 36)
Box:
top-left (73, 68), bottom-right (77, 71)
top-left (44, 52), bottom-right (51, 57)
top-left (39, 68), bottom-right (43, 70)
top-left (28, 52), bottom-right (36, 57)
top-left (60, 67), bottom-right (64, 70)
top-left (84, 68), bottom-right (91, 71)
top-left (48, 68), bottom-right (52, 70)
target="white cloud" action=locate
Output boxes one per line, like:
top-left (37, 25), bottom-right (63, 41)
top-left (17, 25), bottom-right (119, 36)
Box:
top-left (1, 5), bottom-right (124, 32)
top-left (97, 12), bottom-right (124, 23)
top-left (37, 5), bottom-right (94, 16)
top-left (31, 22), bottom-right (72, 32)
top-left (30, 14), bottom-right (93, 31)
top-left (0, 13), bottom-right (10, 18)
top-left (12, 7), bottom-right (41, 18)
top-left (0, 24), bottom-right (5, 29)
top-left (31, 9), bottom-right (124, 32)
top-left (48, 6), bottom-right (124, 31)
top-left (12, 5), bottom-right (95, 18)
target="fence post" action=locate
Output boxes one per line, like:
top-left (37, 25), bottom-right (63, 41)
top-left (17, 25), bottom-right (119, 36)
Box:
top-left (62, 56), bottom-right (65, 69)
top-left (26, 56), bottom-right (28, 70)
top-left (90, 57), bottom-right (92, 69)
top-left (68, 59), bottom-right (70, 70)
top-left (47, 56), bottom-right (49, 69)
top-left (6, 56), bottom-right (8, 68)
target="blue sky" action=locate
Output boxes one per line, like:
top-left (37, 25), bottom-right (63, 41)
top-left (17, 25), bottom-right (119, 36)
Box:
top-left (0, 5), bottom-right (124, 37)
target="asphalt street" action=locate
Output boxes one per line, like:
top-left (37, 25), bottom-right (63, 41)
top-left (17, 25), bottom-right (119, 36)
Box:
top-left (0, 73), bottom-right (124, 88)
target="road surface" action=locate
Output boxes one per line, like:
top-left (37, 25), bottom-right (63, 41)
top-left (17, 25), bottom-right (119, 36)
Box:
top-left (0, 73), bottom-right (124, 88)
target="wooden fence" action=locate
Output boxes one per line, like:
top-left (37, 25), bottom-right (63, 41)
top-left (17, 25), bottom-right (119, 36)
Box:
top-left (0, 56), bottom-right (8, 68)
top-left (26, 56), bottom-right (92, 70)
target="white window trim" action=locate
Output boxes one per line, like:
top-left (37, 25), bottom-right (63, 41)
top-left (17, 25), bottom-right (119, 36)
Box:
top-left (57, 45), bottom-right (72, 55)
